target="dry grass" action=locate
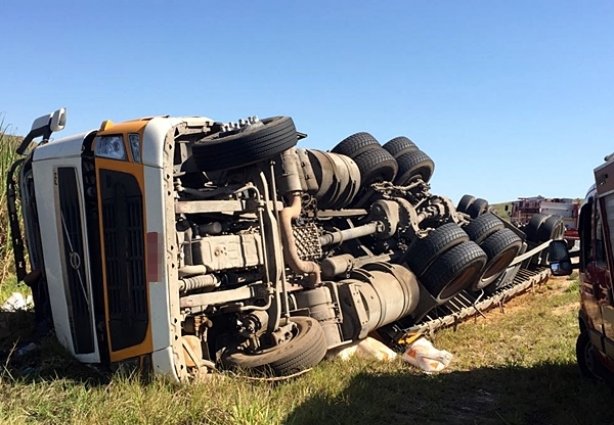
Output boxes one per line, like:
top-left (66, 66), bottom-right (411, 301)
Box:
top-left (0, 124), bottom-right (611, 423)
top-left (0, 275), bottom-right (612, 425)
top-left (0, 123), bottom-right (21, 286)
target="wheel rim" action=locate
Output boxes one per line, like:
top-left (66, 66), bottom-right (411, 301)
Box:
top-left (481, 246), bottom-right (519, 281)
top-left (244, 323), bottom-right (298, 357)
top-left (439, 261), bottom-right (484, 301)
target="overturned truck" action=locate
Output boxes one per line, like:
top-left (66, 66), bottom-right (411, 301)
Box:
top-left (6, 110), bottom-right (563, 379)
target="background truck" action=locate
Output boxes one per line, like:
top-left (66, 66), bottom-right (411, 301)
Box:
top-left (7, 109), bottom-right (563, 379)
top-left (507, 196), bottom-right (580, 247)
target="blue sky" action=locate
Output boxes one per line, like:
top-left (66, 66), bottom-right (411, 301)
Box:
top-left (3, 1), bottom-right (614, 203)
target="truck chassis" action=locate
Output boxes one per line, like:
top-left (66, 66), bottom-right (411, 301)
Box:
top-left (6, 110), bottom-right (562, 379)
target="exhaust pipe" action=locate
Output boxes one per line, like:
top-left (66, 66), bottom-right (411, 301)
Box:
top-left (280, 193), bottom-right (321, 286)
top-left (277, 149), bottom-right (321, 286)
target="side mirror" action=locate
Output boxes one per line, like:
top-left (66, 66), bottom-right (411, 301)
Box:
top-left (17, 107), bottom-right (67, 155)
top-left (548, 240), bottom-right (573, 276)
top-left (50, 108), bottom-right (67, 132)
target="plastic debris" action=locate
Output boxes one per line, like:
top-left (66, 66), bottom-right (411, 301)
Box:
top-left (402, 336), bottom-right (453, 373)
top-left (327, 337), bottom-right (398, 362)
top-left (1, 292), bottom-right (34, 312)
top-left (15, 342), bottom-right (39, 357)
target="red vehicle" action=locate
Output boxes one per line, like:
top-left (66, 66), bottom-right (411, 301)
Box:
top-left (511, 196), bottom-right (579, 248)
top-left (551, 156), bottom-right (614, 382)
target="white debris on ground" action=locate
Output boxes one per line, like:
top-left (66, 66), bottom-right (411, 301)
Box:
top-left (328, 335), bottom-right (453, 373)
top-left (401, 336), bottom-right (453, 373)
top-left (1, 292), bottom-right (34, 312)
top-left (327, 337), bottom-right (398, 362)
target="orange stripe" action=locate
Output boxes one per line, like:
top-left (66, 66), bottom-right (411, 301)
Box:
top-left (95, 141), bottom-right (153, 363)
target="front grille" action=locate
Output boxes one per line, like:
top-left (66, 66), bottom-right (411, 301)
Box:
top-left (100, 170), bottom-right (148, 351)
top-left (58, 167), bottom-right (94, 354)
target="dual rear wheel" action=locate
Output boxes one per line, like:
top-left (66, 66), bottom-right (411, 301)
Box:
top-left (406, 223), bottom-right (486, 302)
top-left (457, 194), bottom-right (489, 218)
top-left (525, 213), bottom-right (566, 243)
top-left (464, 213), bottom-right (523, 290)
top-left (406, 215), bottom-right (523, 300)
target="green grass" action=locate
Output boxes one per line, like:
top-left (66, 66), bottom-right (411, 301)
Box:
top-left (0, 126), bottom-right (30, 305)
top-left (0, 125), bottom-right (610, 424)
top-left (0, 276), bottom-right (612, 425)
top-left (0, 125), bottom-right (22, 286)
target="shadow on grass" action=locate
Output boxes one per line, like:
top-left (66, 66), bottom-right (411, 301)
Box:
top-left (0, 311), bottom-right (110, 386)
top-left (284, 362), bottom-right (614, 425)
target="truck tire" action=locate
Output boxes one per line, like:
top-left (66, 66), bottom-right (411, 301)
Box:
top-left (192, 116), bottom-right (297, 171)
top-left (394, 150), bottom-right (435, 185)
top-left (406, 223), bottom-right (469, 277)
top-left (353, 147), bottom-right (398, 186)
top-left (223, 317), bottom-right (327, 376)
top-left (331, 132), bottom-right (380, 158)
top-left (576, 331), bottom-right (603, 380)
top-left (457, 194), bottom-right (475, 214)
top-left (334, 154), bottom-right (362, 208)
top-left (525, 214), bottom-right (548, 242)
top-left (323, 152), bottom-right (350, 209)
top-left (306, 150), bottom-right (335, 201)
top-left (473, 229), bottom-right (522, 290)
top-left (464, 212), bottom-right (505, 244)
top-left (382, 136), bottom-right (418, 159)
top-left (466, 198), bottom-right (489, 218)
top-left (538, 215), bottom-right (565, 241)
top-left (420, 241), bottom-right (487, 302)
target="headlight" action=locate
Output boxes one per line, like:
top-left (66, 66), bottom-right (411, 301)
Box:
top-left (94, 135), bottom-right (126, 160)
top-left (129, 134), bottom-right (142, 163)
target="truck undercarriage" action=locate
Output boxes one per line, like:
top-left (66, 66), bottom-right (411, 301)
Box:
top-left (7, 110), bottom-right (563, 379)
